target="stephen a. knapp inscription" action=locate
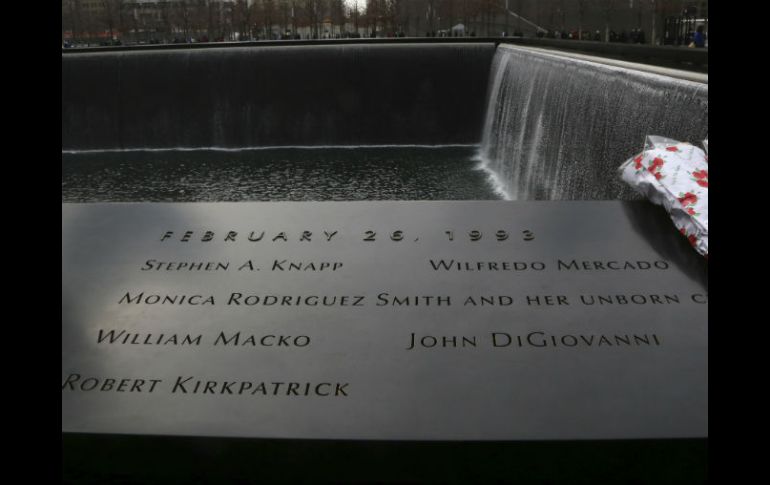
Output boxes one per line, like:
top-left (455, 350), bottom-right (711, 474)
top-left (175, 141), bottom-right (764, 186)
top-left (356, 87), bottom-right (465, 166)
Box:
top-left (62, 201), bottom-right (707, 441)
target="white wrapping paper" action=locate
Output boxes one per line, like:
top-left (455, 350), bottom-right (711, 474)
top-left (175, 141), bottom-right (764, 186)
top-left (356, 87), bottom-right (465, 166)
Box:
top-left (619, 136), bottom-right (708, 258)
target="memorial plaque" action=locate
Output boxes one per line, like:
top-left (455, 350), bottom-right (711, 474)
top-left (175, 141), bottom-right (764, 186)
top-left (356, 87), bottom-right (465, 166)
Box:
top-left (62, 201), bottom-right (707, 440)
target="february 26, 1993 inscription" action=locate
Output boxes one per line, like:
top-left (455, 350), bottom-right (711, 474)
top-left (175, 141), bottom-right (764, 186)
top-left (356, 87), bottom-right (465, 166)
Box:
top-left (62, 201), bottom-right (707, 441)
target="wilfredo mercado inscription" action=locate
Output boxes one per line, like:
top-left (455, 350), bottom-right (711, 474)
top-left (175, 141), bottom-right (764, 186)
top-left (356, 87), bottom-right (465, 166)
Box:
top-left (63, 202), bottom-right (707, 440)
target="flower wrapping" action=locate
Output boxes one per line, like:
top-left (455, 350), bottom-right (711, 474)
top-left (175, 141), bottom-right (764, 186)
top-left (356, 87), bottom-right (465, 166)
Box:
top-left (618, 136), bottom-right (708, 258)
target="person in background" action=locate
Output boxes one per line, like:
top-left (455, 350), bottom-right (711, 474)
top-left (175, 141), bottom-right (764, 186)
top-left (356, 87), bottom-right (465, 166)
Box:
top-left (693, 25), bottom-right (706, 48)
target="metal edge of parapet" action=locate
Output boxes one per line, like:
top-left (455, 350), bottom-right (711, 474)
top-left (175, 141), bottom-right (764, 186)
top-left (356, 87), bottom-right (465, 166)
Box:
top-left (61, 42), bottom-right (499, 62)
top-left (499, 44), bottom-right (708, 85)
top-left (62, 40), bottom-right (499, 55)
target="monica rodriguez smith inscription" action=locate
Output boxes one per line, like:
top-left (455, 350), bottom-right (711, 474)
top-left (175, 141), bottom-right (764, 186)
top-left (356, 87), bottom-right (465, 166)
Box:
top-left (62, 201), bottom-right (707, 441)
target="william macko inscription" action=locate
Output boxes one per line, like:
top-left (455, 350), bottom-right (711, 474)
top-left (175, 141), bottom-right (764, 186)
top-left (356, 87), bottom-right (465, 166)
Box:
top-left (96, 330), bottom-right (311, 348)
top-left (63, 201), bottom-right (707, 441)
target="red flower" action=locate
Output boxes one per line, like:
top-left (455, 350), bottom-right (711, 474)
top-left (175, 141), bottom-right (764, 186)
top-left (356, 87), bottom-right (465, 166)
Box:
top-left (647, 157), bottom-right (665, 180)
top-left (687, 208), bottom-right (696, 215)
top-left (692, 170), bottom-right (708, 179)
top-left (691, 169), bottom-right (708, 188)
top-left (678, 192), bottom-right (698, 206)
top-left (649, 157), bottom-right (665, 170)
top-left (666, 146), bottom-right (679, 152)
top-left (633, 155), bottom-right (644, 170)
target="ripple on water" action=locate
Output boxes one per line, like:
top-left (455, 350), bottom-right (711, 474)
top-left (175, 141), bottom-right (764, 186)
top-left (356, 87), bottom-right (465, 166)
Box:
top-left (61, 147), bottom-right (500, 202)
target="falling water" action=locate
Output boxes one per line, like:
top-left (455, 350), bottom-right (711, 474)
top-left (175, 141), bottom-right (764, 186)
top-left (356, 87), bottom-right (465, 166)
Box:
top-left (478, 45), bottom-right (708, 200)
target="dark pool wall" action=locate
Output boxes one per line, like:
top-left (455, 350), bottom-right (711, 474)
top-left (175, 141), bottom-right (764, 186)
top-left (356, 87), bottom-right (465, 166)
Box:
top-left (62, 43), bottom-right (496, 151)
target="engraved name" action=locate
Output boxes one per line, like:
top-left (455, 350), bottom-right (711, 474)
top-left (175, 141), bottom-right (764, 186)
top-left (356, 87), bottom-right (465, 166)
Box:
top-left (429, 259), bottom-right (671, 271)
top-left (405, 332), bottom-right (663, 350)
top-left (95, 330), bottom-right (311, 348)
top-left (61, 374), bottom-right (349, 396)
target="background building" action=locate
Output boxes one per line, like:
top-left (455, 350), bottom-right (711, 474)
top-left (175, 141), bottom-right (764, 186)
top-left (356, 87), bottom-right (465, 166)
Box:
top-left (61, 0), bottom-right (708, 46)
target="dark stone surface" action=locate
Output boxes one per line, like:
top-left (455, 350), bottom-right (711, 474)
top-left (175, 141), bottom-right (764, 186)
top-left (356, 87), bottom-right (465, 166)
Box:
top-left (62, 43), bottom-right (495, 150)
top-left (63, 433), bottom-right (707, 484)
top-left (62, 201), bottom-right (706, 442)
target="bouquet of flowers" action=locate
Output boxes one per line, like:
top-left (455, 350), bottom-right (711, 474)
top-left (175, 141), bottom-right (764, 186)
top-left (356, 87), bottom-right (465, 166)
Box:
top-left (618, 136), bottom-right (708, 258)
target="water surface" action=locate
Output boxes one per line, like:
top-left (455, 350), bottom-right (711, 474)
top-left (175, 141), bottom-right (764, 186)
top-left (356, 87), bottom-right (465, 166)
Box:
top-left (62, 147), bottom-right (498, 202)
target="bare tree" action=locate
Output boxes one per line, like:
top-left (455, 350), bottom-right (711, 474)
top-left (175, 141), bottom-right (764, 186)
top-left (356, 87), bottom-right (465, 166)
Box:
top-left (260, 0), bottom-right (275, 38)
top-left (232, 0), bottom-right (251, 39)
top-left (304, 0), bottom-right (322, 38)
top-left (70, 0), bottom-right (100, 43)
top-left (157, 1), bottom-right (174, 41)
top-left (387, 0), bottom-right (408, 35)
top-left (290, 0), bottom-right (298, 35)
top-left (172, 1), bottom-right (195, 40)
top-left (192, 0), bottom-right (204, 39)
top-left (278, 0), bottom-right (291, 35)
top-left (437, 0), bottom-right (456, 35)
top-left (220, 1), bottom-right (235, 40)
top-left (96, 0), bottom-right (123, 42)
top-left (458, 0), bottom-right (481, 35)
top-left (62, 0), bottom-right (80, 43)
top-left (330, 0), bottom-right (346, 36)
top-left (365, 0), bottom-right (382, 36)
top-left (124, 1), bottom-right (140, 42)
top-left (351, 1), bottom-right (361, 34)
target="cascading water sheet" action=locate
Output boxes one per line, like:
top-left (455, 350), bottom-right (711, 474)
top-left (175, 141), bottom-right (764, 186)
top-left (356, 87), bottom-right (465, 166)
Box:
top-left (478, 45), bottom-right (708, 200)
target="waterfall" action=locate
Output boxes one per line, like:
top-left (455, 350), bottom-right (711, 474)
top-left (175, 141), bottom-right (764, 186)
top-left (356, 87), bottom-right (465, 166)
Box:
top-left (478, 45), bottom-right (708, 200)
